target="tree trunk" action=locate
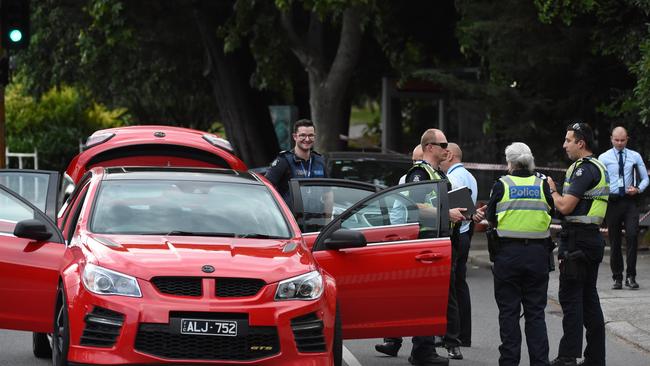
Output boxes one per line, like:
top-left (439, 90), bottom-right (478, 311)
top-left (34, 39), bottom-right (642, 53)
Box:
top-left (192, 3), bottom-right (278, 167)
top-left (281, 6), bottom-right (363, 153)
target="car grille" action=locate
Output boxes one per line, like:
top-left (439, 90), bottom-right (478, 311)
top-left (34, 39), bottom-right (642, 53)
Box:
top-left (291, 312), bottom-right (326, 353)
top-left (216, 278), bottom-right (266, 297)
top-left (134, 315), bottom-right (279, 361)
top-left (150, 277), bottom-right (266, 298)
top-left (80, 307), bottom-right (124, 347)
top-left (151, 277), bottom-right (202, 297)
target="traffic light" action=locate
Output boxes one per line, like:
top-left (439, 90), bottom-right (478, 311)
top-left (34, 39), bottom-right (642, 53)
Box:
top-left (1, 0), bottom-right (30, 50)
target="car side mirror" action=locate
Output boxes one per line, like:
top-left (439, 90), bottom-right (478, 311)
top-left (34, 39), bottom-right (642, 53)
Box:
top-left (324, 228), bottom-right (367, 250)
top-left (14, 219), bottom-right (53, 241)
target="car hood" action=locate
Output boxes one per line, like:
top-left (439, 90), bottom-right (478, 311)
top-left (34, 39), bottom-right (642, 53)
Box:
top-left (83, 234), bottom-right (315, 284)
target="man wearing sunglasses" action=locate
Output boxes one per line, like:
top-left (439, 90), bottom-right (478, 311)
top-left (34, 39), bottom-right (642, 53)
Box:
top-left (547, 123), bottom-right (609, 366)
top-left (375, 128), bottom-right (468, 366)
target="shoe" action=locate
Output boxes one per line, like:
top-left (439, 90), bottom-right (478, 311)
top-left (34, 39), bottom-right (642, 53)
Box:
top-left (612, 279), bottom-right (622, 290)
top-left (374, 341), bottom-right (401, 357)
top-left (408, 354), bottom-right (450, 366)
top-left (446, 346), bottom-right (463, 360)
top-left (577, 358), bottom-right (602, 366)
top-left (625, 276), bottom-right (639, 289)
top-left (550, 356), bottom-right (577, 366)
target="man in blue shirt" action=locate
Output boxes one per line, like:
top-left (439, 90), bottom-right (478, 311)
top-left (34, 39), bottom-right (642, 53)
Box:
top-left (440, 142), bottom-right (478, 349)
top-left (598, 126), bottom-right (649, 289)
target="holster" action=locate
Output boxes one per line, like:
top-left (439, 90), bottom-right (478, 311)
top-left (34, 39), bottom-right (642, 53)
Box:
top-left (486, 228), bottom-right (499, 262)
top-left (558, 228), bottom-right (586, 280)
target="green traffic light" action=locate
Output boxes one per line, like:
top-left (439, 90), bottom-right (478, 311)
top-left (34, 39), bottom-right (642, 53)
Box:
top-left (9, 29), bottom-right (23, 43)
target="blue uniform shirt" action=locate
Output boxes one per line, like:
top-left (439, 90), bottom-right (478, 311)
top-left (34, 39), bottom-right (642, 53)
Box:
top-left (265, 150), bottom-right (327, 204)
top-left (598, 147), bottom-right (648, 195)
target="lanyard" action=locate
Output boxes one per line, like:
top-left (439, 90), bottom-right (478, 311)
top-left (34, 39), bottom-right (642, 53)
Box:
top-left (300, 157), bottom-right (312, 178)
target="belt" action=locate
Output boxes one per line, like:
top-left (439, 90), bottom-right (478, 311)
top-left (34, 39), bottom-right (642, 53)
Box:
top-left (500, 238), bottom-right (547, 247)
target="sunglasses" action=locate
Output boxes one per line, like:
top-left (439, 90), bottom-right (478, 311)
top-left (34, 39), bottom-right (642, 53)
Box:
top-left (426, 142), bottom-right (448, 149)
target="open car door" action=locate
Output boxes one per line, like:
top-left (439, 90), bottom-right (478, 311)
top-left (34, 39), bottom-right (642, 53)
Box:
top-left (0, 179), bottom-right (65, 333)
top-left (288, 178), bottom-right (380, 249)
top-left (0, 169), bottom-right (61, 221)
top-left (312, 180), bottom-right (452, 339)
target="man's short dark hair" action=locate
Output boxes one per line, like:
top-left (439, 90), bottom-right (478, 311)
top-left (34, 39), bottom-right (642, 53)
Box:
top-left (293, 119), bottom-right (314, 133)
top-left (567, 122), bottom-right (595, 151)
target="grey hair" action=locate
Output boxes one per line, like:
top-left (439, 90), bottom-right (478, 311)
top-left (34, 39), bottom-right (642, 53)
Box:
top-left (505, 142), bottom-right (535, 173)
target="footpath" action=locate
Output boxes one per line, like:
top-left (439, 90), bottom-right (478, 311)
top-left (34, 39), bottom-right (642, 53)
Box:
top-left (468, 233), bottom-right (650, 353)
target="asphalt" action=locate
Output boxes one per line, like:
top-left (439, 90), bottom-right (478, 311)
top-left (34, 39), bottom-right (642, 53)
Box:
top-left (468, 232), bottom-right (650, 353)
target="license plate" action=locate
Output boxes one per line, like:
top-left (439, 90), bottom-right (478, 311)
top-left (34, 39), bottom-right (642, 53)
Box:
top-left (180, 319), bottom-right (238, 336)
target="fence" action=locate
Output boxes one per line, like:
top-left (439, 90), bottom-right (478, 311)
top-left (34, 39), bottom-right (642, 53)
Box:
top-left (5, 148), bottom-right (38, 169)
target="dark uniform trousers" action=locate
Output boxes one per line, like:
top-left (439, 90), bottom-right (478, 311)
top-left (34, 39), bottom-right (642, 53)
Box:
top-left (557, 227), bottom-right (606, 365)
top-left (493, 240), bottom-right (550, 366)
top-left (605, 196), bottom-right (639, 280)
top-left (456, 231), bottom-right (472, 345)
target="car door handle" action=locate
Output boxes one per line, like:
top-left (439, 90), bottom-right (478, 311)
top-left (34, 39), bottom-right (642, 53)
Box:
top-left (384, 234), bottom-right (400, 241)
top-left (415, 252), bottom-right (443, 262)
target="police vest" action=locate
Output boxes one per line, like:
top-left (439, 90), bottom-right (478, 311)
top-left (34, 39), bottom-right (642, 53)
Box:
top-left (282, 151), bottom-right (327, 179)
top-left (496, 175), bottom-right (551, 239)
top-left (562, 156), bottom-right (609, 225)
top-left (407, 162), bottom-right (443, 180)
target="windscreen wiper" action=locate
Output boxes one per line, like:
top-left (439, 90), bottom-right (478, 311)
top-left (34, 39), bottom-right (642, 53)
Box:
top-left (237, 233), bottom-right (285, 239)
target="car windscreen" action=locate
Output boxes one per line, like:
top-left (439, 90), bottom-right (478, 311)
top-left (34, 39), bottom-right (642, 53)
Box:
top-left (90, 179), bottom-right (291, 238)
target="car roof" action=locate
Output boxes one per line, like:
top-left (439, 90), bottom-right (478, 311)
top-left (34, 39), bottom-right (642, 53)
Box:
top-left (100, 166), bottom-right (262, 184)
top-left (325, 151), bottom-right (411, 162)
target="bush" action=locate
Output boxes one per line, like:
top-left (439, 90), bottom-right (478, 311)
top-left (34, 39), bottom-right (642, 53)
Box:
top-left (6, 82), bottom-right (130, 171)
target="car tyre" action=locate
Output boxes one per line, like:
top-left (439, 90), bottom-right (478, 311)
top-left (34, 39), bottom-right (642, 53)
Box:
top-left (333, 303), bottom-right (342, 366)
top-left (52, 287), bottom-right (70, 366)
top-left (32, 332), bottom-right (52, 358)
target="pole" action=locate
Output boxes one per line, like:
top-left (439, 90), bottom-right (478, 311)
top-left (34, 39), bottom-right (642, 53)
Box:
top-left (0, 82), bottom-right (5, 169)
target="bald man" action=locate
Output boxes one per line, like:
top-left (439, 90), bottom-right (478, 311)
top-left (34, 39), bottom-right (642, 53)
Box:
top-left (440, 143), bottom-right (478, 348)
top-left (398, 144), bottom-right (424, 184)
top-left (598, 126), bottom-right (649, 289)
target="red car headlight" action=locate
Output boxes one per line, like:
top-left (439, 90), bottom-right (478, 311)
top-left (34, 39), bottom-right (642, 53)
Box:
top-left (274, 271), bottom-right (324, 301)
top-left (82, 263), bottom-right (142, 298)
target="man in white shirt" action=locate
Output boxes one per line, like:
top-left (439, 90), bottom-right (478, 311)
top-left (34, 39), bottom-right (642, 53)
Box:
top-left (398, 144), bottom-right (424, 184)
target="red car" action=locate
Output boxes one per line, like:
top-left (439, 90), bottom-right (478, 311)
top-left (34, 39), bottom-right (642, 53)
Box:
top-left (0, 167), bottom-right (451, 365)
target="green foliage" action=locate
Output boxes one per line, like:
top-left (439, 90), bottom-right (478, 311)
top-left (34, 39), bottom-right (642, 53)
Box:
top-left (5, 82), bottom-right (130, 171)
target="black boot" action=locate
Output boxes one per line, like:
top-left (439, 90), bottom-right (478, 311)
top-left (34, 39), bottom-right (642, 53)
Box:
top-left (408, 353), bottom-right (449, 366)
top-left (612, 279), bottom-right (622, 290)
top-left (625, 276), bottom-right (639, 289)
top-left (374, 341), bottom-right (401, 357)
top-left (446, 346), bottom-right (463, 360)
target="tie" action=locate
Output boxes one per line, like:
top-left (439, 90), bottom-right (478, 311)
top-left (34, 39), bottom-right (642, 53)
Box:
top-left (618, 149), bottom-right (625, 196)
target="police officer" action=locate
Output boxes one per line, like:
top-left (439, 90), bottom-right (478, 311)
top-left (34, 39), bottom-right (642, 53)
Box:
top-left (375, 128), bottom-right (465, 366)
top-left (548, 123), bottom-right (608, 366)
top-left (265, 119), bottom-right (327, 205)
top-left (486, 142), bottom-right (553, 366)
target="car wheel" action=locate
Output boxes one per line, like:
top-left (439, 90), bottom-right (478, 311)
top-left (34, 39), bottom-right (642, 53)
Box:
top-left (32, 332), bottom-right (51, 358)
top-left (332, 304), bottom-right (342, 366)
top-left (52, 287), bottom-right (69, 366)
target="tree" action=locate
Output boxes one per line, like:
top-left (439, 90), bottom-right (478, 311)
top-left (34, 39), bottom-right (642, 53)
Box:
top-left (17, 0), bottom-right (279, 167)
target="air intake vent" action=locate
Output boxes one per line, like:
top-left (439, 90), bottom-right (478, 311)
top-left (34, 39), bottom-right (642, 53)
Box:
top-left (80, 307), bottom-right (124, 347)
top-left (291, 312), bottom-right (326, 353)
top-left (152, 277), bottom-right (202, 297)
top-left (216, 278), bottom-right (265, 297)
top-left (135, 323), bottom-right (279, 360)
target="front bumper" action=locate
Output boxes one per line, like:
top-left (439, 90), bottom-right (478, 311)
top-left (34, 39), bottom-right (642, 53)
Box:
top-left (65, 276), bottom-right (336, 365)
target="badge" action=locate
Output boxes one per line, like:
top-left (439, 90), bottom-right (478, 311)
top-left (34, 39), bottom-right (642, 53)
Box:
top-left (412, 175), bottom-right (421, 182)
top-left (575, 168), bottom-right (583, 177)
top-left (271, 158), bottom-right (279, 167)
